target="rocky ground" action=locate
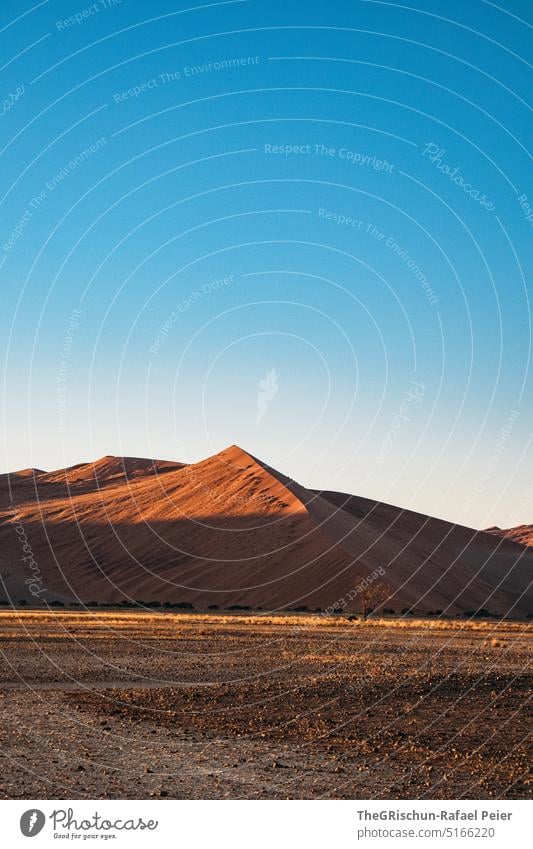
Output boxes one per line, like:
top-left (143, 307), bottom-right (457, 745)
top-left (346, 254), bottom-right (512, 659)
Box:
top-left (0, 610), bottom-right (530, 799)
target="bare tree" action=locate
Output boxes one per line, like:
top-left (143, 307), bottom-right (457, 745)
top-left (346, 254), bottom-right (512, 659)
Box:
top-left (358, 581), bottom-right (389, 620)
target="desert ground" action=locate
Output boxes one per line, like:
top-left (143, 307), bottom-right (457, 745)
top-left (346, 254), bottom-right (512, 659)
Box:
top-left (0, 609), bottom-right (530, 800)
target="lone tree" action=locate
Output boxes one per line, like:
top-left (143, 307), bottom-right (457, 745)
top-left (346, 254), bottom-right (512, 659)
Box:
top-left (358, 581), bottom-right (389, 620)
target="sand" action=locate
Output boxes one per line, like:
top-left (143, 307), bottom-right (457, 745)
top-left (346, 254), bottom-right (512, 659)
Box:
top-left (0, 445), bottom-right (531, 616)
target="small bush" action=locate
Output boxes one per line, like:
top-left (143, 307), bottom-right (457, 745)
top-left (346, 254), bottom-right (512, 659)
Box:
top-left (207, 604), bottom-right (219, 610)
top-left (464, 608), bottom-right (496, 618)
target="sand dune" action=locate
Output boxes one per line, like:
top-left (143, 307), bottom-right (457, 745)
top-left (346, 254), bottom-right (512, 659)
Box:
top-left (0, 445), bottom-right (531, 616)
top-left (486, 524), bottom-right (533, 547)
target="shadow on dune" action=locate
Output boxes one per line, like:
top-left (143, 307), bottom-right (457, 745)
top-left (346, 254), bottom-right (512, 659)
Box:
top-left (0, 505), bottom-right (531, 618)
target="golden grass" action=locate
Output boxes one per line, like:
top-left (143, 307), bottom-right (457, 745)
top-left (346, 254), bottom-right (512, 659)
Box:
top-left (0, 609), bottom-right (530, 638)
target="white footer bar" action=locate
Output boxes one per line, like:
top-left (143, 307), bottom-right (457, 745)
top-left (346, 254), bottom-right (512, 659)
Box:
top-left (2, 799), bottom-right (531, 847)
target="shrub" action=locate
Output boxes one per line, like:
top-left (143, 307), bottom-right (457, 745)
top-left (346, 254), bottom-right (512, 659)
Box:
top-left (464, 608), bottom-right (496, 618)
top-left (207, 604), bottom-right (219, 610)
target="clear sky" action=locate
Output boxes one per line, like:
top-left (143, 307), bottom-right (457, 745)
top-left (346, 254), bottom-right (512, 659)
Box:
top-left (1, 0), bottom-right (532, 530)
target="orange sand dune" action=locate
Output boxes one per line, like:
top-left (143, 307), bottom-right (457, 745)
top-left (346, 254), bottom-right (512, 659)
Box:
top-left (0, 445), bottom-right (531, 617)
top-left (486, 524), bottom-right (533, 547)
top-left (39, 455), bottom-right (185, 487)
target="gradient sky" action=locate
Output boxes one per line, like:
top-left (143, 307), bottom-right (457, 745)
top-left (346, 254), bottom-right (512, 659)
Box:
top-left (1, 0), bottom-right (532, 529)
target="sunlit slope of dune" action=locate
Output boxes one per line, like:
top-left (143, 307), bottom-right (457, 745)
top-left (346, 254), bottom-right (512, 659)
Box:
top-left (486, 524), bottom-right (533, 548)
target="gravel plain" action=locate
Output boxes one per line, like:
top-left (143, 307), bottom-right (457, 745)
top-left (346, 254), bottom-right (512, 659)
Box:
top-left (0, 610), bottom-right (531, 799)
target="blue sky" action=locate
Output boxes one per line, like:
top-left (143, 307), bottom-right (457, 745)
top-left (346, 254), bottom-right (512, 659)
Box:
top-left (1, 0), bottom-right (532, 529)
